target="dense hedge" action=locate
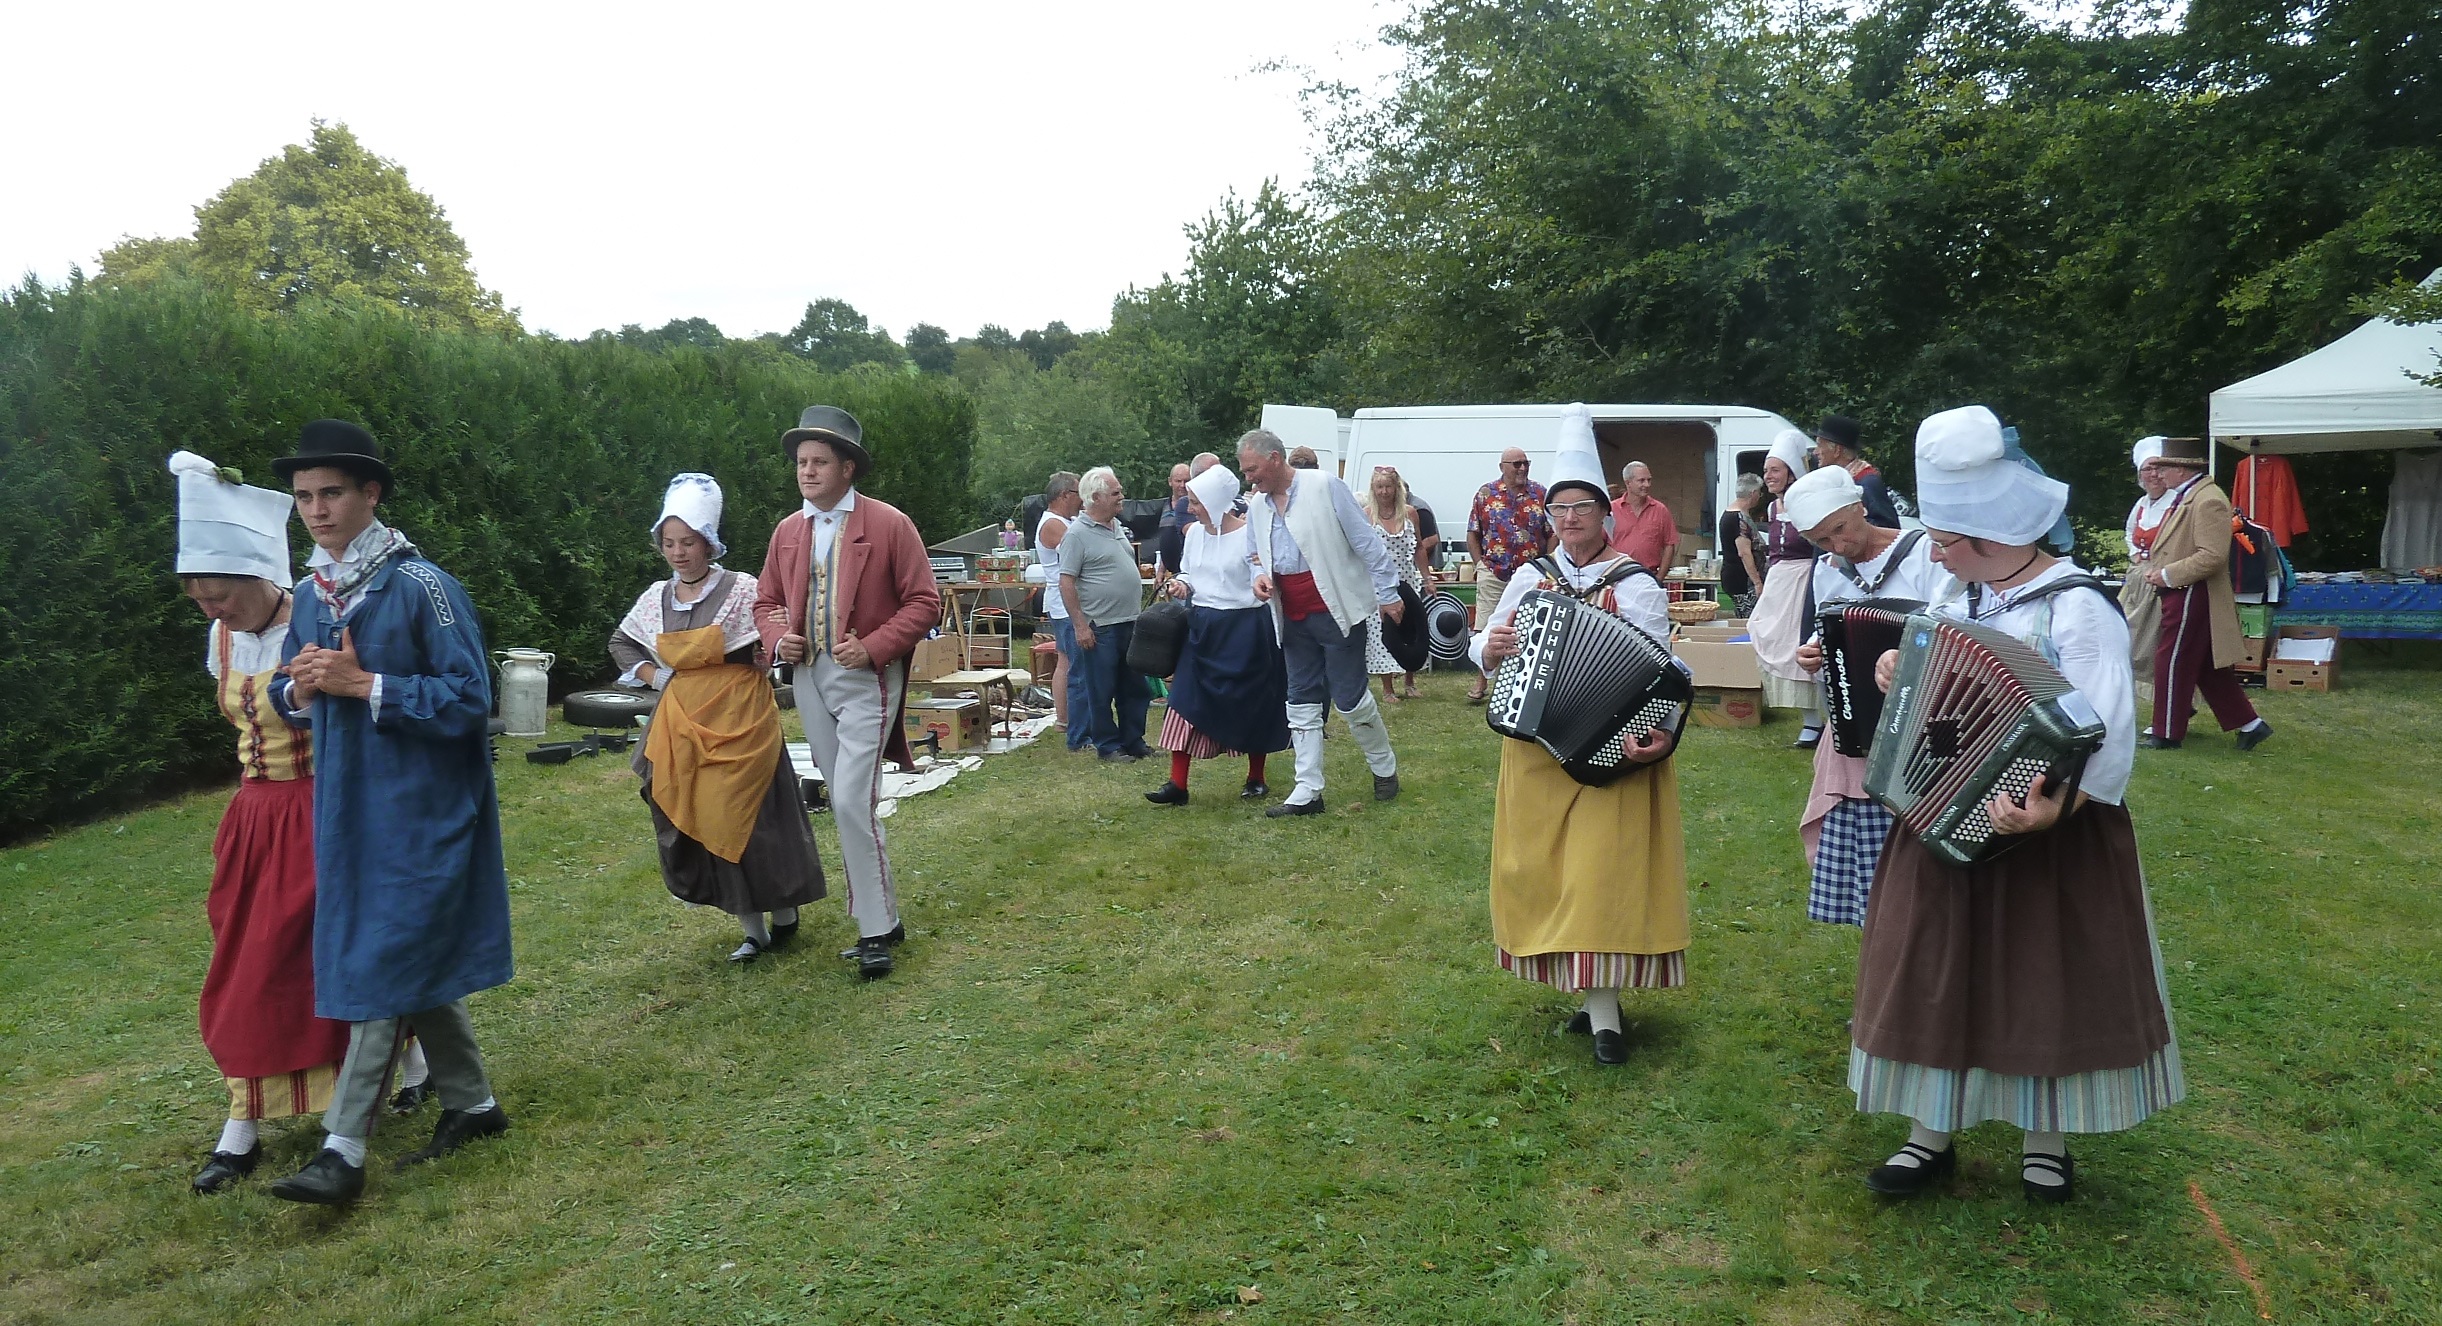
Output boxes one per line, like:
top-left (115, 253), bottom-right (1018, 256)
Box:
top-left (0, 277), bottom-right (974, 840)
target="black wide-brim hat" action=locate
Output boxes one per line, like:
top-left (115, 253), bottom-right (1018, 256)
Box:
top-left (271, 419), bottom-right (394, 493)
top-left (1815, 413), bottom-right (1861, 450)
top-left (1425, 590), bottom-right (1471, 664)
top-left (782, 405), bottom-right (870, 475)
top-left (1383, 581), bottom-right (1432, 674)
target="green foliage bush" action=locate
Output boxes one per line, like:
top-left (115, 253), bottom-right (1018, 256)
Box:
top-left (0, 277), bottom-right (973, 840)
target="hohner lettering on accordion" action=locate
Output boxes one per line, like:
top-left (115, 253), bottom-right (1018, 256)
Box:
top-left (1485, 589), bottom-right (1692, 786)
top-left (1863, 613), bottom-right (2107, 866)
top-left (1816, 597), bottom-right (1924, 757)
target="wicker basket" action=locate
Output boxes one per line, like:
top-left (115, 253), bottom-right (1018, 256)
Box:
top-left (1667, 600), bottom-right (1720, 625)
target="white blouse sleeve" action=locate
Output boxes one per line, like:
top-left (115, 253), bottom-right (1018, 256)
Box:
top-left (1467, 572), bottom-right (1540, 670)
top-left (2046, 587), bottom-right (2136, 806)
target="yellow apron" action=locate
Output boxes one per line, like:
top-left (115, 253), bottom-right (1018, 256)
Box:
top-left (644, 624), bottom-right (781, 863)
top-left (1489, 741), bottom-right (1690, 957)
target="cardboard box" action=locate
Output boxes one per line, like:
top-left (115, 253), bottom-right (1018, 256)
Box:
top-left (961, 632), bottom-right (1012, 667)
top-left (1688, 686), bottom-right (1763, 728)
top-left (2266, 625), bottom-right (2339, 692)
top-left (1677, 620), bottom-right (1751, 644)
top-left (903, 697), bottom-right (984, 751)
top-left (2236, 634), bottom-right (2268, 672)
top-left (1675, 639), bottom-right (1763, 689)
top-left (907, 636), bottom-right (955, 683)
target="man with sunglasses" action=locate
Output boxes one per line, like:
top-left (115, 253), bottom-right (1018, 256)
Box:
top-left (1464, 449), bottom-right (1552, 702)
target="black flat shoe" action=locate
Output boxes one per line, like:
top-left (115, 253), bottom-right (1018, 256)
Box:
top-left (397, 1106), bottom-right (510, 1169)
top-left (854, 936), bottom-right (895, 980)
top-left (1373, 773), bottom-right (1400, 802)
top-left (2140, 734), bottom-right (2182, 750)
top-left (2022, 1151), bottom-right (2075, 1203)
top-left (1123, 742), bottom-right (1156, 759)
top-left (1098, 750), bottom-right (1142, 764)
top-left (1265, 798), bottom-right (1325, 818)
top-left (387, 1080), bottom-right (434, 1114)
top-left (728, 938), bottom-right (766, 964)
top-left (768, 920), bottom-right (800, 948)
top-left (1145, 781), bottom-right (1189, 806)
top-left (269, 1149), bottom-right (365, 1205)
top-left (1865, 1142), bottom-right (1955, 1197)
top-left (2235, 721), bottom-right (2272, 752)
top-left (1592, 1029), bottom-right (1627, 1065)
top-left (192, 1145), bottom-right (260, 1194)
top-left (1241, 779), bottom-right (1268, 800)
top-left (1564, 1011), bottom-right (1591, 1035)
top-left (838, 923), bottom-right (905, 960)
top-left (1793, 730), bottom-right (1822, 750)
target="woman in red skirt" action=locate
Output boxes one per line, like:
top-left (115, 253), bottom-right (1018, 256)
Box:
top-left (171, 452), bottom-right (353, 1194)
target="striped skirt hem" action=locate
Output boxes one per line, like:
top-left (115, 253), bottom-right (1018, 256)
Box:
top-left (1807, 798), bottom-right (1890, 926)
top-left (1499, 949), bottom-right (1685, 992)
top-left (1158, 707), bottom-right (1231, 759)
top-left (1846, 1041), bottom-right (2186, 1133)
top-left (225, 1062), bottom-right (340, 1121)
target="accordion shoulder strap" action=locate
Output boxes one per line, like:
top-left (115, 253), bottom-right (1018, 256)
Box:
top-left (1966, 572), bottom-right (2123, 620)
top-left (1527, 554), bottom-right (1654, 604)
top-left (1831, 528), bottom-right (1925, 593)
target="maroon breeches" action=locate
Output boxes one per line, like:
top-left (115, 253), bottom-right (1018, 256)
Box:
top-left (2153, 585), bottom-right (2258, 741)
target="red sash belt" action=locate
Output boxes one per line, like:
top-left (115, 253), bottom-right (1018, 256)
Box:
top-left (1277, 570), bottom-right (1330, 622)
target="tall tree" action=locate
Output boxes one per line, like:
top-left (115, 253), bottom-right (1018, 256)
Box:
top-left (771, 298), bottom-right (905, 372)
top-left (98, 120), bottom-right (518, 334)
top-left (906, 322), bottom-right (957, 374)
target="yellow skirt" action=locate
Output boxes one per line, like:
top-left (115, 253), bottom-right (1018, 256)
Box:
top-left (1489, 738), bottom-right (1690, 962)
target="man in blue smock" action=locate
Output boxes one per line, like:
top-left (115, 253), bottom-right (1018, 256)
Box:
top-left (263, 420), bottom-right (514, 1204)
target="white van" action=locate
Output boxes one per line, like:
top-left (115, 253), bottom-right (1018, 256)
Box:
top-left (1263, 402), bottom-right (1804, 557)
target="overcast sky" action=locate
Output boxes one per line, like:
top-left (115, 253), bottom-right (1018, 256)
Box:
top-left (0, 1), bottom-right (1404, 341)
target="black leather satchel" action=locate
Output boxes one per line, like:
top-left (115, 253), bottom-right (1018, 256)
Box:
top-left (1125, 599), bottom-right (1192, 678)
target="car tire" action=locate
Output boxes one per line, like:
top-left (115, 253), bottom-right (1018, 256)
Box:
top-left (563, 688), bottom-right (659, 729)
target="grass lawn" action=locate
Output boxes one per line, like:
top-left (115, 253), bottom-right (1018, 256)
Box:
top-left (3, 658), bottom-right (2438, 1324)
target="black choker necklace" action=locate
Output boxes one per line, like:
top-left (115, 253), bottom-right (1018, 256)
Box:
top-left (1999, 549), bottom-right (2044, 584)
top-left (677, 569), bottom-right (713, 587)
top-left (245, 588), bottom-right (290, 636)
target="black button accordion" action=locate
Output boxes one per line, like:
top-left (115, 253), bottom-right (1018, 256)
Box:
top-left (1816, 597), bottom-right (1925, 757)
top-left (1863, 613), bottom-right (2108, 865)
top-left (1485, 589), bottom-right (1691, 786)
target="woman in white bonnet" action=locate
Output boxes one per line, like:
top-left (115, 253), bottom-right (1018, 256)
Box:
top-left (610, 473), bottom-right (825, 963)
top-left (1143, 464), bottom-right (1289, 806)
top-left (1849, 406), bottom-right (2181, 1205)
top-left (1747, 429), bottom-right (1824, 746)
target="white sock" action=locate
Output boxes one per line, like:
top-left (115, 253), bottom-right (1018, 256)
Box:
top-left (1581, 989), bottom-right (1623, 1035)
top-left (323, 1133), bottom-right (367, 1167)
top-left (468, 1096), bottom-right (497, 1114)
top-left (2023, 1130), bottom-right (2069, 1186)
top-left (771, 907), bottom-right (798, 928)
top-left (1800, 711), bottom-right (1822, 734)
top-left (2239, 718), bottom-right (2267, 734)
top-left (397, 1039), bottom-right (430, 1089)
top-left (216, 1118), bottom-right (259, 1154)
top-left (738, 912), bottom-right (771, 945)
top-left (1884, 1123), bottom-right (1951, 1168)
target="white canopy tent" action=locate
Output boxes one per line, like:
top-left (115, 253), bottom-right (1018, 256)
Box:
top-left (2210, 285), bottom-right (2442, 456)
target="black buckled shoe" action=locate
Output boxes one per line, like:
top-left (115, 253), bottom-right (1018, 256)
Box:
top-left (1592, 1029), bottom-right (1628, 1065)
top-left (1144, 781), bottom-right (1189, 806)
top-left (1241, 779), bottom-right (1268, 800)
top-left (1373, 774), bottom-right (1400, 802)
top-left (838, 923), bottom-right (904, 960)
top-left (397, 1106), bottom-right (510, 1169)
top-left (1265, 798), bottom-right (1325, 818)
top-left (727, 938), bottom-right (767, 964)
top-left (2235, 721), bottom-right (2272, 752)
top-left (854, 936), bottom-right (895, 980)
top-left (1865, 1142), bottom-right (1955, 1197)
top-left (269, 1149), bottom-right (365, 1205)
top-left (192, 1145), bottom-right (259, 1194)
top-left (387, 1081), bottom-right (433, 1115)
top-left (1794, 729), bottom-right (1823, 750)
top-left (2022, 1151), bottom-right (2075, 1203)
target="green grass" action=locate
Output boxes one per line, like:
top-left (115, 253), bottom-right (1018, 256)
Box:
top-left (3, 662), bottom-right (2437, 1324)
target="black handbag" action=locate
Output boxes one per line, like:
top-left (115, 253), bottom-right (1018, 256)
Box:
top-left (1125, 600), bottom-right (1191, 678)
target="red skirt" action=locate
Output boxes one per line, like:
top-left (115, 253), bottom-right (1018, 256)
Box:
top-left (200, 778), bottom-right (352, 1080)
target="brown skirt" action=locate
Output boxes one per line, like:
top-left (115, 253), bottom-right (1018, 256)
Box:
top-left (1853, 802), bottom-right (2171, 1079)
top-left (641, 744), bottom-right (826, 915)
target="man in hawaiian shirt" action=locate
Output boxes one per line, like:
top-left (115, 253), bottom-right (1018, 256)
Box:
top-left (1464, 447), bottom-right (1551, 702)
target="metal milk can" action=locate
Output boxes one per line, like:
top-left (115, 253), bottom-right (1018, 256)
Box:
top-left (495, 648), bottom-right (557, 737)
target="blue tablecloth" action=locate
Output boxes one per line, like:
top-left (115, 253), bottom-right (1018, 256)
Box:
top-left (2275, 583), bottom-right (2442, 640)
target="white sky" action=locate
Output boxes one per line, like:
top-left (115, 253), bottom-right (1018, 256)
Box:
top-left (0, 1), bottom-right (1404, 341)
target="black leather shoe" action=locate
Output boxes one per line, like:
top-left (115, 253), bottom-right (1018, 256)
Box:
top-left (1098, 749), bottom-right (1142, 763)
top-left (1265, 798), bottom-right (1325, 818)
top-left (854, 937), bottom-right (895, 980)
top-left (1123, 741), bottom-right (1156, 759)
top-left (2235, 721), bottom-right (2272, 752)
top-left (2022, 1151), bottom-right (2075, 1203)
top-left (1373, 773), bottom-right (1400, 802)
top-left (1564, 1011), bottom-right (1591, 1035)
top-left (727, 938), bottom-right (766, 964)
top-left (192, 1145), bottom-right (259, 1194)
top-left (397, 1106), bottom-right (510, 1169)
top-left (2140, 734), bottom-right (2182, 750)
top-left (1145, 781), bottom-right (1189, 806)
top-left (1865, 1142), bottom-right (1955, 1197)
top-left (769, 920), bottom-right (800, 949)
top-left (1592, 1028), bottom-right (1627, 1065)
top-left (838, 923), bottom-right (904, 960)
top-left (270, 1149), bottom-right (365, 1205)
top-left (1241, 779), bottom-right (1268, 800)
top-left (387, 1081), bottom-right (433, 1114)
top-left (1794, 729), bottom-right (1823, 750)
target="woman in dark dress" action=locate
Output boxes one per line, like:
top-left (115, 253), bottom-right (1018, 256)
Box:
top-left (611, 474), bottom-right (825, 963)
top-left (1716, 472), bottom-right (1765, 617)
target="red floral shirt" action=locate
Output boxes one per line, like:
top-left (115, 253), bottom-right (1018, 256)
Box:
top-left (1468, 480), bottom-right (1550, 578)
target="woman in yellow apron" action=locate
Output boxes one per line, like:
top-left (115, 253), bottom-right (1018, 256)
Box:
top-left (610, 474), bottom-right (824, 963)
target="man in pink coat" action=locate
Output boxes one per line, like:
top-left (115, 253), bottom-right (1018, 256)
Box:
top-left (754, 406), bottom-right (942, 979)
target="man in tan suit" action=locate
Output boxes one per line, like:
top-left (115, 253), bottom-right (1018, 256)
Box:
top-left (2124, 437), bottom-right (2269, 751)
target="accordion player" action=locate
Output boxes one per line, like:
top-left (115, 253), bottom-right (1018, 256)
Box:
top-left (1486, 588), bottom-right (1691, 786)
top-left (1815, 597), bottom-right (1924, 757)
top-left (1863, 613), bottom-right (2108, 865)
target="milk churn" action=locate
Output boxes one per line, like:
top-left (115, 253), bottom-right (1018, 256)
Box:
top-left (495, 649), bottom-right (557, 737)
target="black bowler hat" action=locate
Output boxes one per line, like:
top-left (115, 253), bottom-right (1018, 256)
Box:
top-left (271, 419), bottom-right (394, 494)
top-left (1815, 414), bottom-right (1862, 452)
top-left (781, 405), bottom-right (870, 476)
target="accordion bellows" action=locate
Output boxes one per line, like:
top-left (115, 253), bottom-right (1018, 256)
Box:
top-left (1864, 613), bottom-right (2107, 865)
top-left (1817, 597), bottom-right (1925, 757)
top-left (1486, 590), bottom-right (1690, 786)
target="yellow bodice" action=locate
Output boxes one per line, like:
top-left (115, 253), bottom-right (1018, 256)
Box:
top-left (216, 623), bottom-right (312, 782)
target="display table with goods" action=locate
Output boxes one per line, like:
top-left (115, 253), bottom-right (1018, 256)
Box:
top-left (2275, 574), bottom-right (2442, 640)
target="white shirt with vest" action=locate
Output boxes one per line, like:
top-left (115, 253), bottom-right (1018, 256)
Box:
top-left (1246, 470), bottom-right (1401, 636)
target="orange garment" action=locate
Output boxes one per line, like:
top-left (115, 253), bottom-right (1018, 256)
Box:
top-left (2231, 455), bottom-right (2308, 547)
top-left (644, 624), bottom-right (782, 863)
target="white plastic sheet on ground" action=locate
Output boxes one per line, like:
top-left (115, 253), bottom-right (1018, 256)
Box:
top-left (788, 713), bottom-right (1060, 818)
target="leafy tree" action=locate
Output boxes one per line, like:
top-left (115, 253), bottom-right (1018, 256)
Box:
top-left (1017, 321), bottom-right (1083, 370)
top-left (770, 297), bottom-right (905, 372)
top-left (907, 322), bottom-right (957, 374)
top-left (617, 317), bottom-right (727, 353)
top-left (97, 120), bottom-right (518, 334)
top-left (967, 355), bottom-right (1157, 521)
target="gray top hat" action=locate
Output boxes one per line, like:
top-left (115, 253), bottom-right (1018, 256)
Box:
top-left (782, 405), bottom-right (869, 475)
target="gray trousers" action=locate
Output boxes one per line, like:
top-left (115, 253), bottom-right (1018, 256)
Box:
top-left (324, 999), bottom-right (492, 1140)
top-left (1280, 611), bottom-right (1373, 710)
top-left (795, 653), bottom-right (907, 940)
